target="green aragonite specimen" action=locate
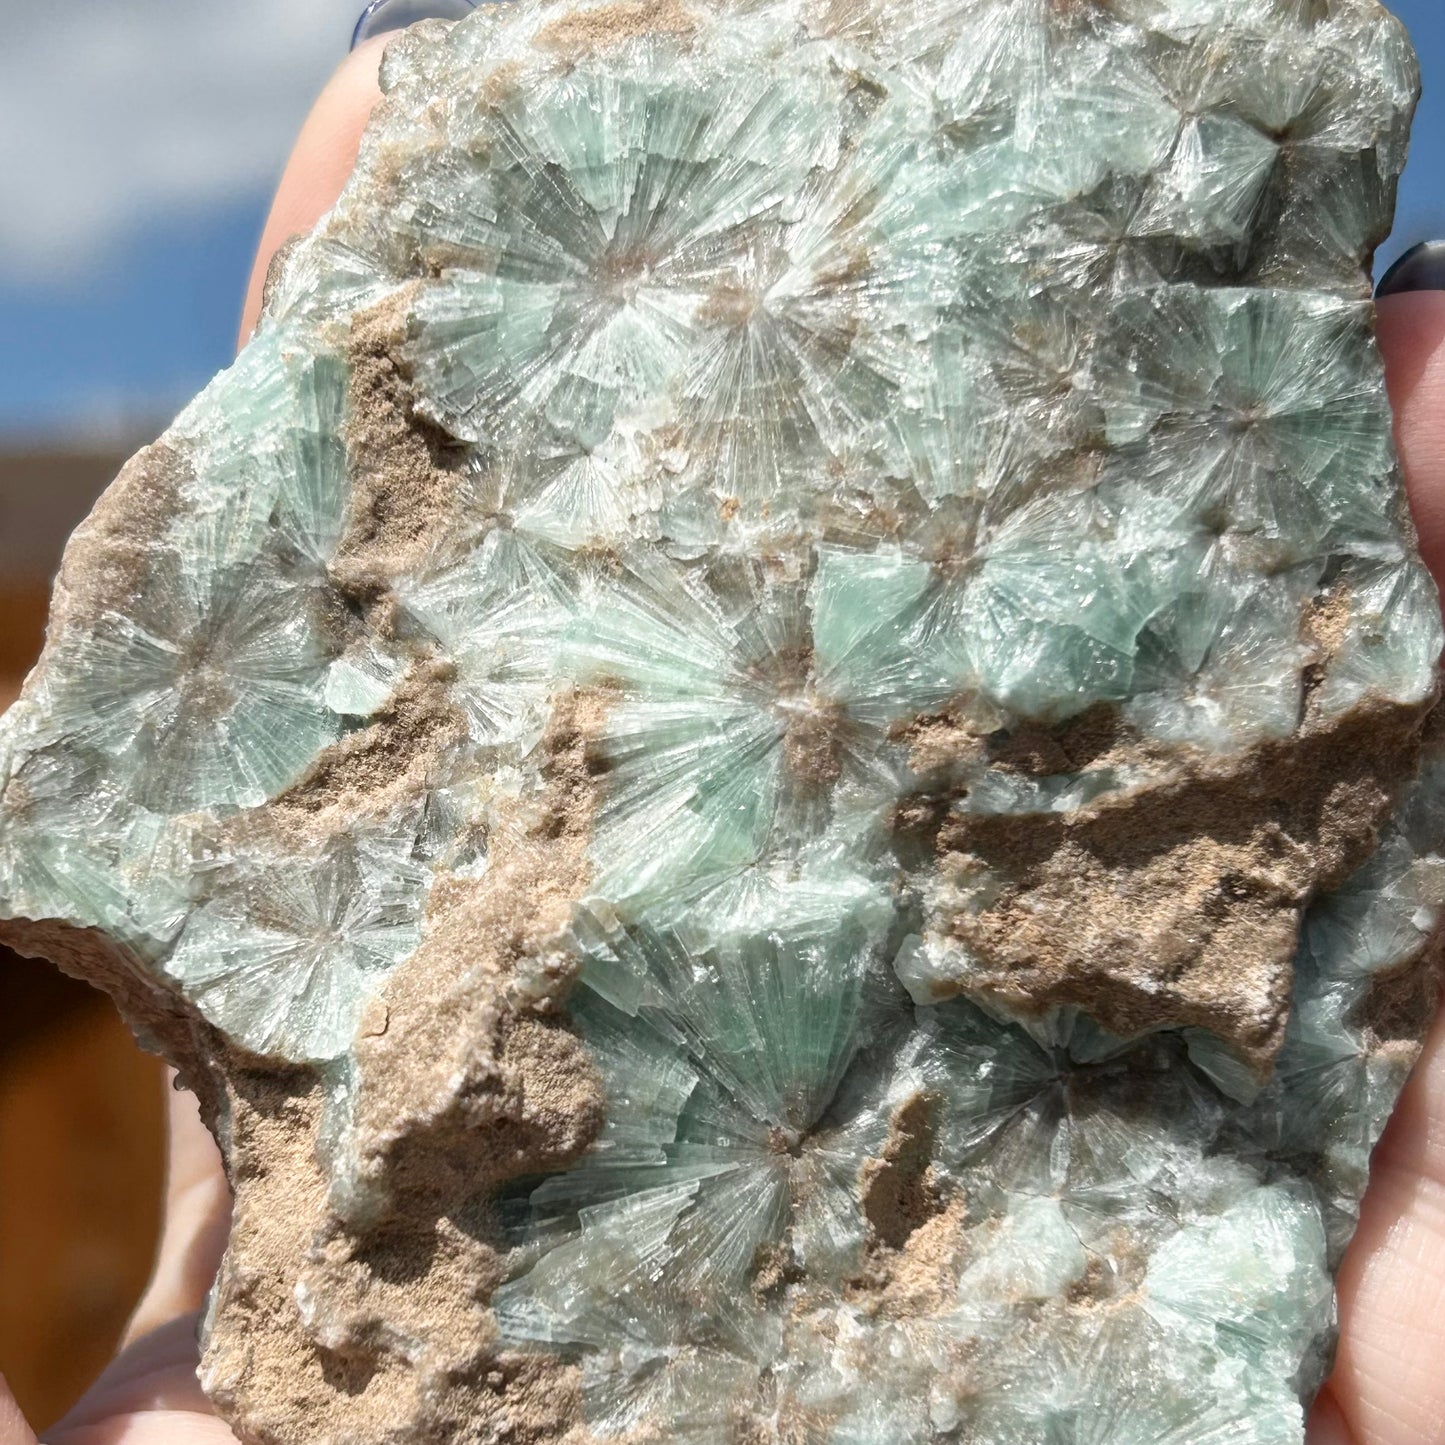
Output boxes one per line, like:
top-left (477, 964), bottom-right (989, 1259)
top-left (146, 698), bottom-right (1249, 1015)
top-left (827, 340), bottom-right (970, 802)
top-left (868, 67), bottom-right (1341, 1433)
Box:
top-left (0, 1), bottom-right (1441, 1441)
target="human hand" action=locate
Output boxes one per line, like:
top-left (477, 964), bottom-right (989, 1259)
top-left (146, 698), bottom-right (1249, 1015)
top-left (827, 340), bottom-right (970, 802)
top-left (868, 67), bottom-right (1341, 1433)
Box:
top-left (2, 30), bottom-right (1444, 1445)
top-left (1, 1078), bottom-right (234, 1445)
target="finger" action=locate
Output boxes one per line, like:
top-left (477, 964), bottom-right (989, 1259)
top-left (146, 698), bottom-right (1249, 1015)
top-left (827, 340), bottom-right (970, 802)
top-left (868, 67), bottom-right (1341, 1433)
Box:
top-left (48, 1316), bottom-right (214, 1436)
top-left (237, 35), bottom-right (388, 346)
top-left (44, 1412), bottom-right (240, 1445)
top-left (1378, 291), bottom-right (1445, 586)
top-left (1306, 1387), bottom-right (1357, 1445)
top-left (1329, 1001), bottom-right (1445, 1445)
top-left (1326, 285), bottom-right (1445, 1445)
top-left (1324, 291), bottom-right (1445, 1445)
top-left (1322, 290), bottom-right (1445, 1445)
top-left (118, 1074), bottom-right (230, 1350)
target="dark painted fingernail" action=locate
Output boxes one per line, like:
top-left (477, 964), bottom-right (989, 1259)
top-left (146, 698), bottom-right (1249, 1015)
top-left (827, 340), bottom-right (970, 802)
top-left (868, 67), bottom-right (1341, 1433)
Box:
top-left (1376, 241), bottom-right (1445, 297)
top-left (352, 0), bottom-right (480, 50)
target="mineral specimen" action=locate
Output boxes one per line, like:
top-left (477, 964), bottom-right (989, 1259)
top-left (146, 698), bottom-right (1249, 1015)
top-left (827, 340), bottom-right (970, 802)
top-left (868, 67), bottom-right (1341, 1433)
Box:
top-left (0, 0), bottom-right (1440, 1441)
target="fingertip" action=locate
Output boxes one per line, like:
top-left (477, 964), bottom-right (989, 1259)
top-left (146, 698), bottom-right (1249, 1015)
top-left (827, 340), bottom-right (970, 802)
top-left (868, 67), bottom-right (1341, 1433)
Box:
top-left (1376, 290), bottom-right (1445, 590)
top-left (238, 35), bottom-right (390, 348)
top-left (1377, 290), bottom-right (1445, 413)
top-left (119, 1072), bottom-right (231, 1351)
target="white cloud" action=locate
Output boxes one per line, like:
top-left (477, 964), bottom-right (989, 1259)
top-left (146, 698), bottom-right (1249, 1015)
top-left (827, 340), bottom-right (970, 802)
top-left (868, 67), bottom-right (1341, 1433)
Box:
top-left (0, 0), bottom-right (364, 281)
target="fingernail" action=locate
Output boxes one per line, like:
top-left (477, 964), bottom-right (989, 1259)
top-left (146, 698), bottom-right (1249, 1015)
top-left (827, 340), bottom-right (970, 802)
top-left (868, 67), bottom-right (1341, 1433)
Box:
top-left (352, 0), bottom-right (480, 50)
top-left (1376, 241), bottom-right (1445, 298)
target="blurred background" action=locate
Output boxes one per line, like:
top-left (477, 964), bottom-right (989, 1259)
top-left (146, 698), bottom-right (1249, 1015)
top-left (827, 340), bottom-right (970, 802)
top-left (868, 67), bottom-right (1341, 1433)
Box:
top-left (0, 0), bottom-right (1443, 1430)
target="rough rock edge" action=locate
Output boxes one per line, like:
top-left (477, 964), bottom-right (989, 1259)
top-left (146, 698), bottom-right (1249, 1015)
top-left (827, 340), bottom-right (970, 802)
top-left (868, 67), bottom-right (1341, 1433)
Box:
top-left (46, 441), bottom-right (192, 642)
top-left (0, 685), bottom-right (613, 1445)
top-left (0, 272), bottom-right (614, 1438)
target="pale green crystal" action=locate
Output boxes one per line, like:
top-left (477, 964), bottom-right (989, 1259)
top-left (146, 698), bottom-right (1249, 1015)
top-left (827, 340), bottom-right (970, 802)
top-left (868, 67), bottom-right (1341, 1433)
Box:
top-left (0, 0), bottom-right (1439, 1442)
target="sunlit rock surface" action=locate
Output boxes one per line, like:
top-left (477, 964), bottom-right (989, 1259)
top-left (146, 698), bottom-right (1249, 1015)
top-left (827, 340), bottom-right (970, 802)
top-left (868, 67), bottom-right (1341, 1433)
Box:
top-left (1, 1), bottom-right (1441, 1441)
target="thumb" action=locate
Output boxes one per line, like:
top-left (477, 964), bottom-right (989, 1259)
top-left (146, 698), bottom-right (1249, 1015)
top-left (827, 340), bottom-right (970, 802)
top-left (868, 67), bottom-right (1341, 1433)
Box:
top-left (1314, 287), bottom-right (1445, 1445)
top-left (118, 1075), bottom-right (229, 1352)
top-left (1378, 289), bottom-right (1445, 585)
top-left (238, 35), bottom-right (388, 348)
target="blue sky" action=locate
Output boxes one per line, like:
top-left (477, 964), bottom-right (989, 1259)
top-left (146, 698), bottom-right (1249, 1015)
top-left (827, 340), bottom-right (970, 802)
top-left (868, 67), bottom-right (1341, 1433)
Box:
top-left (0, 1), bottom-right (1441, 444)
top-left (1385, 1), bottom-right (1445, 274)
top-left (0, 0), bottom-right (358, 443)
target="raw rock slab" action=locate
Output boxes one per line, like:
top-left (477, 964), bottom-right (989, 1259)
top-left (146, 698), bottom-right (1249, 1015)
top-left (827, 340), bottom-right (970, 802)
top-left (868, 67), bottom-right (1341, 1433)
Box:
top-left (1, 2), bottom-right (1442, 1442)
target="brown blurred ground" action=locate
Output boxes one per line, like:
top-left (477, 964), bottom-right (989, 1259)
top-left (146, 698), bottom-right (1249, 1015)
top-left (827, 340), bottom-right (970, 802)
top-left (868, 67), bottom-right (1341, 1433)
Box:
top-left (0, 446), bottom-right (166, 1432)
